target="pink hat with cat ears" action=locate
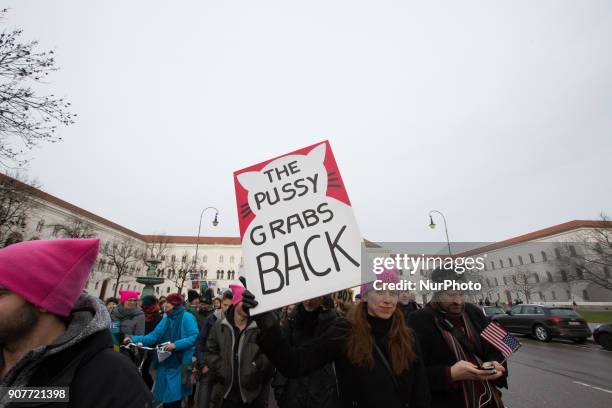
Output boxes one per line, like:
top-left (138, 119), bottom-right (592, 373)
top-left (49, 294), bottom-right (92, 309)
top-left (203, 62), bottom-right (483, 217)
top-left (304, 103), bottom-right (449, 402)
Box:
top-left (360, 266), bottom-right (400, 297)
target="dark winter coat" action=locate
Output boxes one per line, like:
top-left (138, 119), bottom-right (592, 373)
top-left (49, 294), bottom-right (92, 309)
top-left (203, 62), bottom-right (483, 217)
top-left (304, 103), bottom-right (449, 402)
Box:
top-left (399, 302), bottom-right (421, 318)
top-left (195, 311), bottom-right (220, 369)
top-left (406, 302), bottom-right (508, 408)
top-left (204, 307), bottom-right (274, 406)
top-left (0, 294), bottom-right (152, 408)
top-left (274, 304), bottom-right (339, 408)
top-left (258, 310), bottom-right (430, 408)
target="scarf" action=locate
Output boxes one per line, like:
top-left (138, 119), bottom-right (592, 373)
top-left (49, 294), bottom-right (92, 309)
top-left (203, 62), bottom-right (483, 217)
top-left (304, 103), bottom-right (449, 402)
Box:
top-left (113, 305), bottom-right (141, 320)
top-left (428, 303), bottom-right (504, 408)
top-left (142, 304), bottom-right (160, 323)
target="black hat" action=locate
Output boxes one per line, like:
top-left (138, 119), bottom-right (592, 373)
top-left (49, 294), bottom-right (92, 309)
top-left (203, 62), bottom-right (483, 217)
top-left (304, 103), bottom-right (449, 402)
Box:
top-left (430, 266), bottom-right (466, 285)
top-left (187, 289), bottom-right (200, 303)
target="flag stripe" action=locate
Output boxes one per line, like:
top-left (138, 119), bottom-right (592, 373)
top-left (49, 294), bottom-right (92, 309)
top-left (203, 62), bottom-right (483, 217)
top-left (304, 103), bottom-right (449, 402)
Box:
top-left (480, 322), bottom-right (521, 359)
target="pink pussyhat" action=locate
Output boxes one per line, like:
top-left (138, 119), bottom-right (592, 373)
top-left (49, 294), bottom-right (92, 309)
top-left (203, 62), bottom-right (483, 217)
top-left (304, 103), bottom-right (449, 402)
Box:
top-left (0, 238), bottom-right (100, 317)
top-left (119, 290), bottom-right (141, 304)
top-left (229, 284), bottom-right (246, 305)
top-left (360, 266), bottom-right (400, 298)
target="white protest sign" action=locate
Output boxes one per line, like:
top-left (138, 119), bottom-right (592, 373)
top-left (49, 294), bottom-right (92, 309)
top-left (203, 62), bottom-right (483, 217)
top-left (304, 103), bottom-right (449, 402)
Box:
top-left (234, 141), bottom-right (363, 314)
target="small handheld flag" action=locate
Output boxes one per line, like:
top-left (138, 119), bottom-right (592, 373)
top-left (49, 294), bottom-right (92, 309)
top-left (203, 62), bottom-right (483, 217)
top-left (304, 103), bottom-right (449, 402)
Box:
top-left (480, 321), bottom-right (521, 360)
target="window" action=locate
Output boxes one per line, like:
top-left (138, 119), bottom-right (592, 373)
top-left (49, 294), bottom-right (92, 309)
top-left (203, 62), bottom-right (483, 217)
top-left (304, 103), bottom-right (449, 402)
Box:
top-left (219, 255), bottom-right (224, 263)
top-left (529, 253), bottom-right (535, 263)
top-left (220, 270), bottom-right (224, 279)
top-left (36, 219), bottom-right (45, 232)
top-left (569, 246), bottom-right (577, 257)
top-left (535, 305), bottom-right (545, 314)
top-left (166, 287), bottom-right (170, 293)
top-left (512, 275), bottom-right (517, 284)
top-left (533, 273), bottom-right (540, 283)
top-left (161, 255), bottom-right (166, 261)
top-left (494, 277), bottom-right (499, 286)
top-left (182, 255), bottom-right (187, 263)
top-left (522, 306), bottom-right (536, 314)
top-left (582, 290), bottom-right (589, 301)
top-left (171, 255), bottom-right (176, 262)
top-left (566, 289), bottom-right (571, 299)
top-left (491, 261), bottom-right (495, 270)
top-left (605, 266), bottom-right (611, 279)
top-left (576, 268), bottom-right (584, 280)
top-left (104, 242), bottom-right (110, 252)
top-left (241, 257), bottom-right (244, 265)
top-left (508, 258), bottom-right (513, 267)
top-left (518, 256), bottom-right (524, 265)
top-left (511, 305), bottom-right (522, 314)
top-left (499, 259), bottom-right (504, 268)
top-left (551, 291), bottom-right (556, 300)
top-left (203, 255), bottom-right (207, 263)
top-left (120, 284), bottom-right (124, 290)
top-left (555, 248), bottom-right (561, 259)
top-left (560, 270), bottom-right (568, 282)
top-left (503, 276), bottom-right (508, 285)
top-left (541, 251), bottom-right (547, 262)
top-left (539, 292), bottom-right (545, 301)
top-left (486, 278), bottom-right (491, 288)
top-left (95, 282), bottom-right (99, 290)
top-left (156, 286), bottom-right (160, 294)
top-left (546, 271), bottom-right (553, 282)
top-left (230, 256), bottom-right (235, 264)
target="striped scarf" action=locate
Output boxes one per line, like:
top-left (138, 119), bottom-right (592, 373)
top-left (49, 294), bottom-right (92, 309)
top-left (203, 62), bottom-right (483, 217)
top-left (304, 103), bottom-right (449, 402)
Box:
top-left (431, 305), bottom-right (504, 408)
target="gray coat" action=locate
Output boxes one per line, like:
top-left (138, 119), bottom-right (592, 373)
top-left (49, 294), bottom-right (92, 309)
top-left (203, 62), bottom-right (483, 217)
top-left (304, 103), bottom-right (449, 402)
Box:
top-left (110, 306), bottom-right (145, 337)
top-left (204, 311), bottom-right (274, 405)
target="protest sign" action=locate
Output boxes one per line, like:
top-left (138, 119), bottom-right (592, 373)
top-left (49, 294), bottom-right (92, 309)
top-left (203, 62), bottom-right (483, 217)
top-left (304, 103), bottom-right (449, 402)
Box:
top-left (234, 141), bottom-right (363, 314)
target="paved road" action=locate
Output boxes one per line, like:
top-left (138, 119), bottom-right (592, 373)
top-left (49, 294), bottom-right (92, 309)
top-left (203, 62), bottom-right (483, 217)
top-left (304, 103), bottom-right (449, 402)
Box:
top-left (504, 336), bottom-right (612, 408)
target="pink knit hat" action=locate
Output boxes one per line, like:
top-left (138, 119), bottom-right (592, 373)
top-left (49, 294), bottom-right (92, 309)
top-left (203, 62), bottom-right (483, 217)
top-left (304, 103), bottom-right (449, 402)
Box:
top-left (119, 290), bottom-right (140, 304)
top-left (229, 284), bottom-right (245, 305)
top-left (0, 238), bottom-right (100, 317)
top-left (360, 266), bottom-right (400, 297)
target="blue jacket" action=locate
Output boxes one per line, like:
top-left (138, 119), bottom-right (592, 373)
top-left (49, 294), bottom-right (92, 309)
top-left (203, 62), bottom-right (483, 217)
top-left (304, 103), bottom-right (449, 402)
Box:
top-left (132, 307), bottom-right (199, 403)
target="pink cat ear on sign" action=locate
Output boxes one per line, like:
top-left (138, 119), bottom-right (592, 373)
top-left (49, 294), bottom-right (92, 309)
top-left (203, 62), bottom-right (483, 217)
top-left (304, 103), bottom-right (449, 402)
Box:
top-left (307, 143), bottom-right (326, 162)
top-left (237, 171), bottom-right (261, 190)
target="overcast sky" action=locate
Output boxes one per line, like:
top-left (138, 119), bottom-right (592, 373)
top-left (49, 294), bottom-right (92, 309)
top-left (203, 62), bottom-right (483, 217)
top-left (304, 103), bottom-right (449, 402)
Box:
top-left (5, 0), bottom-right (612, 243)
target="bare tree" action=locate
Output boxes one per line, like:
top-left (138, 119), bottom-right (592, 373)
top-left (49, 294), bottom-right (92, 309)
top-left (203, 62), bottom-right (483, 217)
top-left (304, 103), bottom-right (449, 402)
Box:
top-left (101, 237), bottom-right (144, 297)
top-left (551, 215), bottom-right (612, 293)
top-left (145, 234), bottom-right (171, 261)
top-left (508, 267), bottom-right (538, 303)
top-left (49, 216), bottom-right (97, 238)
top-left (170, 251), bottom-right (193, 295)
top-left (0, 9), bottom-right (76, 168)
top-left (0, 171), bottom-right (39, 246)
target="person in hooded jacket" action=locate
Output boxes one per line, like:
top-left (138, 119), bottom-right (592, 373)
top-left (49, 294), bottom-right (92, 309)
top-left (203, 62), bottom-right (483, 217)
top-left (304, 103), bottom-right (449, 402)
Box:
top-left (204, 284), bottom-right (274, 408)
top-left (272, 296), bottom-right (338, 408)
top-left (244, 267), bottom-right (430, 408)
top-left (0, 238), bottom-right (152, 408)
top-left (126, 292), bottom-right (199, 408)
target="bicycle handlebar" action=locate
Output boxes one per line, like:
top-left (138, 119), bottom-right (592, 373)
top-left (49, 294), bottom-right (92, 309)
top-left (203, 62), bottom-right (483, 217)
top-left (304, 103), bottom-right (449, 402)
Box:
top-left (120, 342), bottom-right (155, 351)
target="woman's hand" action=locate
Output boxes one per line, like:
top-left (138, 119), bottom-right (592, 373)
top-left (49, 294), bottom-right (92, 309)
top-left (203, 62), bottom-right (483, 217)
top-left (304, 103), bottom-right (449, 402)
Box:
top-left (164, 342), bottom-right (176, 351)
top-left (123, 337), bottom-right (132, 345)
top-left (450, 360), bottom-right (499, 381)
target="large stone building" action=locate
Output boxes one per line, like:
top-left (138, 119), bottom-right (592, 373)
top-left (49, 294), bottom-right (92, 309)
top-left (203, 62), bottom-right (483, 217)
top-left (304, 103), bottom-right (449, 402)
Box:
top-left (2, 173), bottom-right (611, 305)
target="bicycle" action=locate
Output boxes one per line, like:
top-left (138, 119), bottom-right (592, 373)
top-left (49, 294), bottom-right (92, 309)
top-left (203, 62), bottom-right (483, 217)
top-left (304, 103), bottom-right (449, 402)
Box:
top-left (120, 342), bottom-right (156, 376)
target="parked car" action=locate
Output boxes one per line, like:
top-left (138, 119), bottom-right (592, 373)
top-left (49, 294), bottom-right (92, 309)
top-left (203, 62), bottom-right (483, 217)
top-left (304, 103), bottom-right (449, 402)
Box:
top-left (492, 304), bottom-right (591, 343)
top-left (593, 323), bottom-right (612, 351)
top-left (479, 305), bottom-right (506, 321)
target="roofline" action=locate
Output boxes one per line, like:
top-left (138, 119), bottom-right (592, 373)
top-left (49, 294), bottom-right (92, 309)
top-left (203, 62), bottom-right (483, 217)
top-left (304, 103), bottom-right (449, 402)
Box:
top-left (3, 172), bottom-right (610, 248)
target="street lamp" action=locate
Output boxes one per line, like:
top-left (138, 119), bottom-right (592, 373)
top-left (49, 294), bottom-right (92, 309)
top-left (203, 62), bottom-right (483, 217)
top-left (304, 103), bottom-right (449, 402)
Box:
top-left (428, 210), bottom-right (452, 256)
top-left (193, 207), bottom-right (220, 279)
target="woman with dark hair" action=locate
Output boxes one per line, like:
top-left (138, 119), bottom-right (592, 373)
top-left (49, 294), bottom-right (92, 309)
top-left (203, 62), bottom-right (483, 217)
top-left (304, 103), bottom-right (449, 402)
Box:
top-left (244, 268), bottom-right (430, 408)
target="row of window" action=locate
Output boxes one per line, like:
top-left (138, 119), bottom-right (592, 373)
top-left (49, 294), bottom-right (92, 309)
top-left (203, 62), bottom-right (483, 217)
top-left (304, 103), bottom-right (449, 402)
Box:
top-left (486, 247), bottom-right (580, 271)
top-left (161, 254), bottom-right (242, 264)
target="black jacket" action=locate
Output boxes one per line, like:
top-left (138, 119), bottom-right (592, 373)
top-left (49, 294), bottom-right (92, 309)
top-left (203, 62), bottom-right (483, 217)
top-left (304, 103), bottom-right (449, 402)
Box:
top-left (195, 312), bottom-right (219, 369)
top-left (406, 303), bottom-right (508, 408)
top-left (0, 294), bottom-right (151, 408)
top-left (258, 311), bottom-right (430, 408)
top-left (275, 304), bottom-right (339, 408)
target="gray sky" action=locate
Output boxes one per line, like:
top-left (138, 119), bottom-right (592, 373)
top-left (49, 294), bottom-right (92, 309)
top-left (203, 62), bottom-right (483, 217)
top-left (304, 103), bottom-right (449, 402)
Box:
top-left (6, 0), bottom-right (612, 242)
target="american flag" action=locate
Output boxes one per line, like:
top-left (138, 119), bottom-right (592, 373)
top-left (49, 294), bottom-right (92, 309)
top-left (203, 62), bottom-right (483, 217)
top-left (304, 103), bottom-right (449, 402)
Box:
top-left (480, 322), bottom-right (522, 358)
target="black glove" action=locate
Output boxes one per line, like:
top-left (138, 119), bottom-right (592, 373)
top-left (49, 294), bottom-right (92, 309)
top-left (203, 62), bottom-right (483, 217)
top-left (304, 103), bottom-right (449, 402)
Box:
top-left (242, 290), bottom-right (279, 332)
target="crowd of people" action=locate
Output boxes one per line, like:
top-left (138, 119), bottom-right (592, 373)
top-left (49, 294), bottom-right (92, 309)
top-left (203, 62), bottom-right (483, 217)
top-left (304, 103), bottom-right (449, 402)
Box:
top-left (0, 238), bottom-right (510, 408)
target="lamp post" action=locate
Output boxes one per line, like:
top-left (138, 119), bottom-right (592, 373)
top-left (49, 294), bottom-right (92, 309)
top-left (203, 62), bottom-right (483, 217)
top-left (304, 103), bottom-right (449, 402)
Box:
top-left (192, 207), bottom-right (220, 281)
top-left (428, 210), bottom-right (452, 256)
